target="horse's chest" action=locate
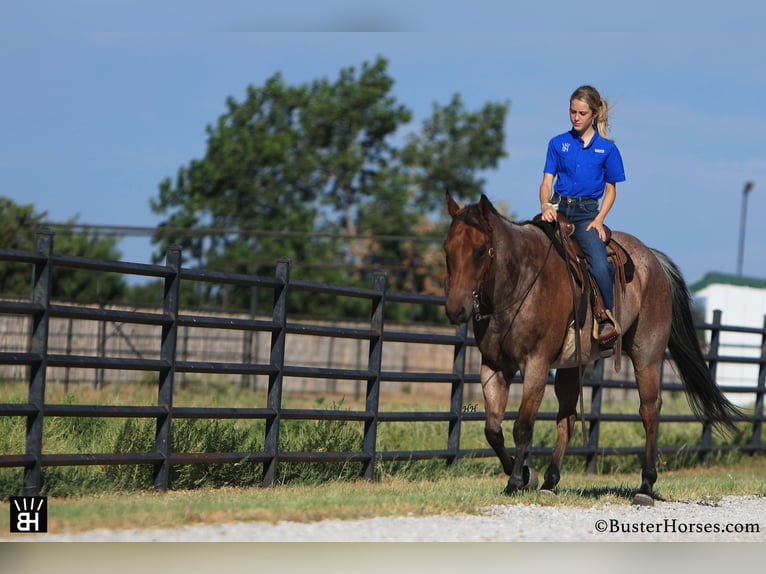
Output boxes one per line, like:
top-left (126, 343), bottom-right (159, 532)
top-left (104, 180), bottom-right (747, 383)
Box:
top-left (474, 322), bottom-right (524, 366)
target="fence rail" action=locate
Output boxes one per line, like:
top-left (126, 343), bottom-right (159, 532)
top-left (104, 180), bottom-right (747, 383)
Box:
top-left (1, 228), bottom-right (765, 496)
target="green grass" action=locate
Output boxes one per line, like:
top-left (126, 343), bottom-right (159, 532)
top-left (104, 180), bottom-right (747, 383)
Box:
top-left (0, 379), bottom-right (760, 499)
top-left (1, 457), bottom-right (764, 535)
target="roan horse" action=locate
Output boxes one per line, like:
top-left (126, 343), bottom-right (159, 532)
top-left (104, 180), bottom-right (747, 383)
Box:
top-left (444, 193), bottom-right (740, 506)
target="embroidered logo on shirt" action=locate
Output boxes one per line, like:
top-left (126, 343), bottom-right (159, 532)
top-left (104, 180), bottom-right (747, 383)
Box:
top-left (561, 143), bottom-right (570, 152)
top-left (595, 148), bottom-right (605, 153)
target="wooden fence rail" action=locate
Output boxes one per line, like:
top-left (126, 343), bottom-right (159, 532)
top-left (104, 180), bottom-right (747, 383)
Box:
top-left (1, 228), bottom-right (764, 496)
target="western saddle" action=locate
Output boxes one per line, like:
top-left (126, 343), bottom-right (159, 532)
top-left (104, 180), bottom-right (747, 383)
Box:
top-left (531, 212), bottom-right (634, 364)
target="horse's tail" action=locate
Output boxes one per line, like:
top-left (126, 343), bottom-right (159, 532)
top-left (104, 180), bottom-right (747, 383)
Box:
top-left (652, 249), bottom-right (743, 433)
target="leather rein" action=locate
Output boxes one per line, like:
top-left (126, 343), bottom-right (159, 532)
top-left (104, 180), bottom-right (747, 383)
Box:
top-left (470, 217), bottom-right (555, 323)
top-left (469, 216), bottom-right (588, 446)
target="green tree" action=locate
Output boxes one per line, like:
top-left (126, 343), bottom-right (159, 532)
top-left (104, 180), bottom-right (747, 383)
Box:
top-left (0, 197), bottom-right (124, 303)
top-left (150, 57), bottom-right (509, 317)
top-left (360, 94), bottom-right (509, 304)
top-left (399, 94), bottom-right (509, 212)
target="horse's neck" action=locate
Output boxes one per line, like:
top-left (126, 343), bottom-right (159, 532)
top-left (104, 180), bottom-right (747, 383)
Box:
top-left (493, 220), bottom-right (549, 290)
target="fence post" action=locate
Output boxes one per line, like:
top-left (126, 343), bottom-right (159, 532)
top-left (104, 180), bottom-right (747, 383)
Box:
top-left (153, 244), bottom-right (182, 491)
top-left (700, 309), bottom-right (722, 465)
top-left (362, 271), bottom-right (386, 481)
top-left (585, 360), bottom-right (604, 474)
top-left (262, 257), bottom-right (290, 487)
top-left (242, 268), bottom-right (257, 390)
top-left (750, 315), bottom-right (766, 450)
top-left (23, 228), bottom-right (54, 496)
top-left (96, 315), bottom-right (106, 390)
top-left (64, 317), bottom-right (73, 392)
top-left (447, 322), bottom-right (468, 467)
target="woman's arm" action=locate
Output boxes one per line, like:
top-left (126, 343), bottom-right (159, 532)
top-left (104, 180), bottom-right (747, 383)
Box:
top-left (586, 182), bottom-right (616, 241)
top-left (539, 172), bottom-right (557, 222)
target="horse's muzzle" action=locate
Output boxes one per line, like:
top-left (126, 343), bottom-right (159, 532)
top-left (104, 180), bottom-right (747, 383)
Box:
top-left (445, 302), bottom-right (471, 325)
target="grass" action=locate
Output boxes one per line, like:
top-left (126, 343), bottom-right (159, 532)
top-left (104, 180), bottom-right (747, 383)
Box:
top-left (0, 378), bottom-right (761, 500)
top-left (1, 456), bottom-right (764, 535)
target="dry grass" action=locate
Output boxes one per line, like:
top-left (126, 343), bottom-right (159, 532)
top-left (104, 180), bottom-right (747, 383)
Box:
top-left (2, 456), bottom-right (764, 535)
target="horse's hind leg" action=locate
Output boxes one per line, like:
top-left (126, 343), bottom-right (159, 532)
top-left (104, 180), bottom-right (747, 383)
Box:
top-left (633, 362), bottom-right (663, 506)
top-left (541, 367), bottom-right (580, 492)
top-left (480, 363), bottom-right (516, 476)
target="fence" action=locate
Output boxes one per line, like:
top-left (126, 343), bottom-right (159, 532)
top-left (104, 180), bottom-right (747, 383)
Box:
top-left (1, 228), bottom-right (765, 496)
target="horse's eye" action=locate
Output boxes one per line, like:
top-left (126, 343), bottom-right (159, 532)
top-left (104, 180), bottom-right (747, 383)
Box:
top-left (476, 247), bottom-right (486, 259)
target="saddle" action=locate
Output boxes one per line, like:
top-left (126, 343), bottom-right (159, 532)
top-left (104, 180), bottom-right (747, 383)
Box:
top-left (531, 212), bottom-right (634, 366)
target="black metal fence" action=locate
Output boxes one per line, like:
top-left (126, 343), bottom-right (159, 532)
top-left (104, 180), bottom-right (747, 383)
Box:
top-left (1, 228), bottom-right (765, 496)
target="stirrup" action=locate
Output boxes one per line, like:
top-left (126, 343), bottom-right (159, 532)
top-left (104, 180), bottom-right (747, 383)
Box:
top-left (596, 310), bottom-right (620, 347)
top-left (598, 323), bottom-right (619, 347)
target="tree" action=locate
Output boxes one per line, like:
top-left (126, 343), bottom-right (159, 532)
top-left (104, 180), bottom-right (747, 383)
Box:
top-left (0, 197), bottom-right (125, 303)
top-left (150, 57), bottom-right (509, 317)
top-left (360, 94), bottom-right (509, 301)
top-left (399, 94), bottom-right (509, 212)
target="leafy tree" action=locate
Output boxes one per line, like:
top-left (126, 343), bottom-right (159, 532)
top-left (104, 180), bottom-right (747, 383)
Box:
top-left (361, 94), bottom-right (509, 304)
top-left (150, 57), bottom-right (509, 318)
top-left (52, 226), bottom-right (125, 304)
top-left (399, 94), bottom-right (509, 212)
top-left (0, 197), bottom-right (43, 297)
top-left (0, 197), bottom-right (124, 303)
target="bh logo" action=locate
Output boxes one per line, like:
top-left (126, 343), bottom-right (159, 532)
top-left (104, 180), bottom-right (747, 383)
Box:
top-left (10, 496), bottom-right (48, 533)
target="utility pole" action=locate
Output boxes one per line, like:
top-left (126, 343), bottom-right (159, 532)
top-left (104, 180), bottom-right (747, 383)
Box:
top-left (736, 181), bottom-right (755, 276)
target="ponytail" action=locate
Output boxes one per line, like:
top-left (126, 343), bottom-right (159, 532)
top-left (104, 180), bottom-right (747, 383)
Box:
top-left (570, 85), bottom-right (615, 141)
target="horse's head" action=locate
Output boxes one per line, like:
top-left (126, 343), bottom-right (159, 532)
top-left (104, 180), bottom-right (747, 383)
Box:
top-left (443, 193), bottom-right (497, 324)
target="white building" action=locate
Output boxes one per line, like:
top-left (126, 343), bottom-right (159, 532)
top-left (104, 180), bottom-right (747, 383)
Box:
top-left (690, 273), bottom-right (766, 406)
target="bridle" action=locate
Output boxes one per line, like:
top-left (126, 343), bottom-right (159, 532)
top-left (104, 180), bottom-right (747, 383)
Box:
top-left (449, 205), bottom-right (589, 445)
top-left (467, 215), bottom-right (556, 324)
top-left (472, 238), bottom-right (496, 321)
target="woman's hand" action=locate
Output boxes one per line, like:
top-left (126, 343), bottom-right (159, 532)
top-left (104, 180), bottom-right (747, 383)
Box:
top-left (541, 204), bottom-right (558, 223)
top-left (586, 219), bottom-right (608, 242)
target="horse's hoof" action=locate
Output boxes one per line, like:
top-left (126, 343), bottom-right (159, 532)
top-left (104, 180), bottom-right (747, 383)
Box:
top-left (540, 488), bottom-right (556, 496)
top-left (522, 466), bottom-right (539, 490)
top-left (631, 493), bottom-right (655, 507)
top-left (502, 482), bottom-right (518, 496)
top-left (503, 466), bottom-right (539, 495)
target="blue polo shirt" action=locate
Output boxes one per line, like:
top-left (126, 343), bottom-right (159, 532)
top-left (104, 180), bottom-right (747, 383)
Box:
top-left (543, 128), bottom-right (625, 199)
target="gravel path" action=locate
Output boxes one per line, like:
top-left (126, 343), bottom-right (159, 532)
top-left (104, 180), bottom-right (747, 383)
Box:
top-left (7, 495), bottom-right (764, 542)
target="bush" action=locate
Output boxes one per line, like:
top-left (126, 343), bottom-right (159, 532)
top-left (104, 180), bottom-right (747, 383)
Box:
top-left (277, 400), bottom-right (364, 484)
top-left (106, 418), bottom-right (265, 491)
top-left (0, 390), bottom-right (755, 498)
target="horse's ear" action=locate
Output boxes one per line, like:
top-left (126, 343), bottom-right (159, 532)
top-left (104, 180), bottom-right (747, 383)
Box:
top-left (478, 194), bottom-right (495, 222)
top-left (446, 191), bottom-right (461, 218)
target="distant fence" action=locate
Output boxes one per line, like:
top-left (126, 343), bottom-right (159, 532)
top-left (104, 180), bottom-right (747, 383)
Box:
top-left (1, 228), bottom-right (765, 496)
top-left (0, 301), bottom-right (481, 399)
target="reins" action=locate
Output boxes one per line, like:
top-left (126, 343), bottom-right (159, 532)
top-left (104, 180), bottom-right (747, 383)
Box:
top-left (471, 217), bottom-right (555, 324)
top-left (471, 215), bottom-right (497, 321)
top-left (473, 215), bottom-right (588, 448)
top-left (556, 223), bottom-right (588, 448)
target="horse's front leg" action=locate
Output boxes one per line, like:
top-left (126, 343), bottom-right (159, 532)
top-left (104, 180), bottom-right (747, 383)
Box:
top-left (541, 366), bottom-right (580, 492)
top-left (504, 361), bottom-right (548, 495)
top-left (480, 363), bottom-right (516, 476)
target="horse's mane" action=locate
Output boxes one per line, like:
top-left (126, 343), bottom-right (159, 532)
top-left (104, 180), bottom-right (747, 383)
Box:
top-left (455, 200), bottom-right (514, 234)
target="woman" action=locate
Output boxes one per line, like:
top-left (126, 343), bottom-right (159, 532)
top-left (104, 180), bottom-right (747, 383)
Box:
top-left (539, 85), bottom-right (625, 346)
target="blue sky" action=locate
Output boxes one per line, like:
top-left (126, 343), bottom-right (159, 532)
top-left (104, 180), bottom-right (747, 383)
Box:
top-left (2, 2), bottom-right (765, 284)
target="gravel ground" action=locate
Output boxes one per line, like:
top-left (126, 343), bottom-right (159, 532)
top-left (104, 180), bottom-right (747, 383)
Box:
top-left (6, 495), bottom-right (764, 542)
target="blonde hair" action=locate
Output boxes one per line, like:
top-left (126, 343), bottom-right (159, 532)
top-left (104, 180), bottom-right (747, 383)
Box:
top-left (570, 85), bottom-right (614, 140)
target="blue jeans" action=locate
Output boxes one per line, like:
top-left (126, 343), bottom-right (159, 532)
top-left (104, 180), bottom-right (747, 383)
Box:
top-left (557, 196), bottom-right (614, 314)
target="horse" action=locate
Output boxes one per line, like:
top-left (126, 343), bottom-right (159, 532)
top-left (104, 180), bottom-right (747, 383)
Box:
top-left (443, 193), bottom-right (740, 506)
